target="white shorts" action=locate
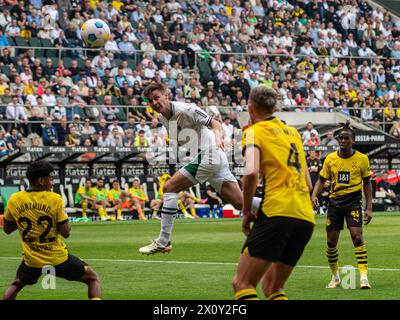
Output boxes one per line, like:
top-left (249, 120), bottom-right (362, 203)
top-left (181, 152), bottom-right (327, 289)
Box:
top-left (179, 147), bottom-right (237, 193)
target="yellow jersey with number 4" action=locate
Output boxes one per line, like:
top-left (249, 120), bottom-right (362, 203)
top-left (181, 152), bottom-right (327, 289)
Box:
top-left (4, 191), bottom-right (69, 268)
top-left (242, 117), bottom-right (315, 224)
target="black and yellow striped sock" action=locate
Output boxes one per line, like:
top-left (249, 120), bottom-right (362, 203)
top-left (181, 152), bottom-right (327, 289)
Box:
top-left (178, 200), bottom-right (187, 214)
top-left (267, 291), bottom-right (288, 300)
top-left (327, 247), bottom-right (339, 276)
top-left (355, 245), bottom-right (368, 278)
top-left (82, 202), bottom-right (88, 218)
top-left (234, 289), bottom-right (259, 300)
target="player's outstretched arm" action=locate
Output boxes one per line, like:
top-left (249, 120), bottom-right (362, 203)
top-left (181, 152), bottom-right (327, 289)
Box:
top-left (311, 177), bottom-right (327, 209)
top-left (363, 177), bottom-right (373, 225)
top-left (3, 219), bottom-right (17, 235)
top-left (210, 119), bottom-right (225, 151)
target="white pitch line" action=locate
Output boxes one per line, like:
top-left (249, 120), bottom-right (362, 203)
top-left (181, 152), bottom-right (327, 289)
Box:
top-left (0, 256), bottom-right (399, 271)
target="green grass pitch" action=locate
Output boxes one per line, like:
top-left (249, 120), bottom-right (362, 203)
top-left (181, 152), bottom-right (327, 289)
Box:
top-left (1, 213), bottom-right (399, 300)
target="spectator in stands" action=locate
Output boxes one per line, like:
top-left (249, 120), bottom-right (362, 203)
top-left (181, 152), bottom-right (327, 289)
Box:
top-left (101, 95), bottom-right (120, 121)
top-left (108, 117), bottom-right (124, 136)
top-left (118, 34), bottom-right (136, 60)
top-left (307, 150), bottom-right (322, 191)
top-left (41, 116), bottom-right (58, 146)
top-left (107, 127), bottom-right (123, 147)
top-left (302, 121), bottom-right (319, 143)
top-left (55, 116), bottom-right (69, 146)
top-left (135, 117), bottom-right (150, 134)
top-left (6, 127), bottom-right (24, 151)
top-left (127, 178), bottom-right (148, 220)
top-left (0, 131), bottom-right (9, 156)
top-left (122, 128), bottom-right (135, 147)
top-left (65, 125), bottom-right (81, 147)
top-left (320, 130), bottom-right (339, 159)
top-left (134, 130), bottom-right (149, 147)
top-left (6, 95), bottom-right (29, 134)
top-left (81, 117), bottom-right (96, 140)
top-left (304, 131), bottom-right (320, 148)
top-left (378, 171), bottom-right (400, 205)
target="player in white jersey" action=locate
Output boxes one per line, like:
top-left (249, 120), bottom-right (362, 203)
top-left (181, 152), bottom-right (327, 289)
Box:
top-left (139, 82), bottom-right (247, 255)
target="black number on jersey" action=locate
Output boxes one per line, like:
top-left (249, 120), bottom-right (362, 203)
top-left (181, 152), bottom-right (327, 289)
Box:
top-left (37, 216), bottom-right (56, 243)
top-left (18, 216), bottom-right (55, 243)
top-left (18, 217), bottom-right (34, 243)
top-left (287, 143), bottom-right (301, 173)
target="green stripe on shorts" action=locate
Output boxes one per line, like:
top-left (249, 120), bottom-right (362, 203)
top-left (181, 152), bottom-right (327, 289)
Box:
top-left (183, 152), bottom-right (202, 177)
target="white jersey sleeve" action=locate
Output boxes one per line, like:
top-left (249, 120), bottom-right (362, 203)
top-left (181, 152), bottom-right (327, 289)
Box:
top-left (176, 103), bottom-right (212, 127)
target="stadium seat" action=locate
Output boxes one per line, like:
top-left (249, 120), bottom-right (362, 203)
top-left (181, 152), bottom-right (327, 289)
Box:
top-left (232, 44), bottom-right (245, 53)
top-left (113, 58), bottom-right (122, 67)
top-left (7, 37), bottom-right (16, 46)
top-left (63, 57), bottom-right (73, 69)
top-left (38, 56), bottom-right (46, 66)
top-left (14, 36), bottom-right (29, 55)
top-left (111, 96), bottom-right (120, 105)
top-left (1, 65), bottom-right (11, 77)
top-left (50, 57), bottom-right (59, 66)
top-left (198, 59), bottom-right (214, 83)
top-left (96, 96), bottom-right (104, 104)
top-left (29, 37), bottom-right (41, 48)
top-left (14, 36), bottom-right (29, 47)
top-left (350, 47), bottom-right (359, 57)
top-left (29, 37), bottom-right (45, 57)
top-left (117, 107), bottom-right (127, 121)
top-left (127, 58), bottom-right (136, 70)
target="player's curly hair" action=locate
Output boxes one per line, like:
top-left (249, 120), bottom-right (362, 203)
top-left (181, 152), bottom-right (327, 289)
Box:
top-left (26, 160), bottom-right (54, 183)
top-left (338, 119), bottom-right (355, 140)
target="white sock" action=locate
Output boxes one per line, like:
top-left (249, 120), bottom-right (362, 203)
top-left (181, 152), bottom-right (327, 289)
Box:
top-left (251, 197), bottom-right (262, 215)
top-left (157, 193), bottom-right (178, 246)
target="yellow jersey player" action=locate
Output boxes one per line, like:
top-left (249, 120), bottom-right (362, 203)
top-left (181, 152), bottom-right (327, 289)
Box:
top-left (74, 179), bottom-right (96, 222)
top-left (92, 178), bottom-right (111, 221)
top-left (127, 178), bottom-right (147, 221)
top-left (232, 85), bottom-right (315, 300)
top-left (2, 160), bottom-right (102, 300)
top-left (108, 180), bottom-right (126, 221)
top-left (150, 174), bottom-right (171, 220)
top-left (311, 120), bottom-right (373, 290)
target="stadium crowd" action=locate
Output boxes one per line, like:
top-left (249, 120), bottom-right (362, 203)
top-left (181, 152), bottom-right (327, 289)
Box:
top-left (1, 0), bottom-right (400, 156)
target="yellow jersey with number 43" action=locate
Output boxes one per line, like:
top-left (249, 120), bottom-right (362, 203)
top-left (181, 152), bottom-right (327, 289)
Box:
top-left (319, 150), bottom-right (370, 207)
top-left (242, 117), bottom-right (315, 224)
top-left (4, 191), bottom-right (69, 268)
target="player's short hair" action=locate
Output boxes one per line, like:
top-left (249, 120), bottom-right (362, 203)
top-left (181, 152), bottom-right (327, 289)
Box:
top-left (249, 85), bottom-right (277, 113)
top-left (338, 119), bottom-right (355, 140)
top-left (143, 82), bottom-right (164, 98)
top-left (26, 160), bottom-right (54, 184)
